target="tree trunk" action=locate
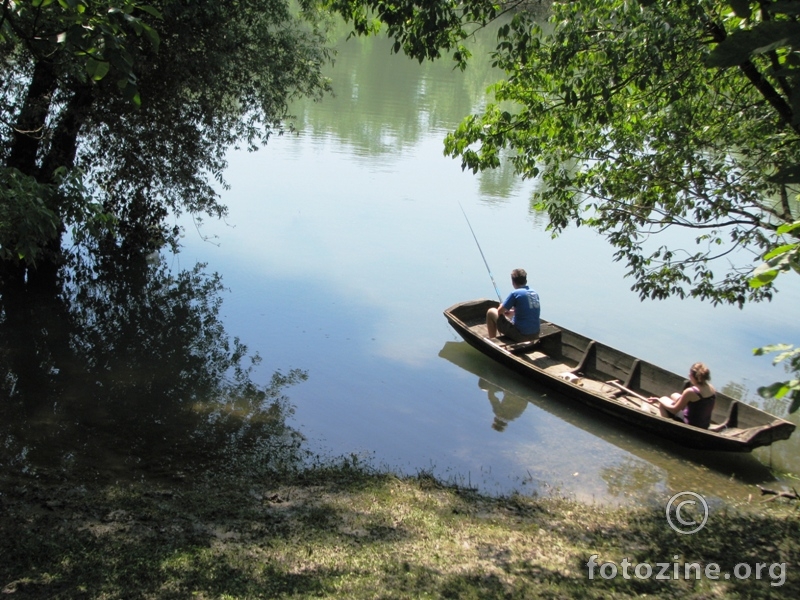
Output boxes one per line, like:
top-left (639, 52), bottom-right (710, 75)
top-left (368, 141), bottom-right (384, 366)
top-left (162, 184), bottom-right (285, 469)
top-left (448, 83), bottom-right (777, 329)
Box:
top-left (41, 82), bottom-right (95, 180)
top-left (2, 67), bottom-right (95, 289)
top-left (7, 60), bottom-right (57, 177)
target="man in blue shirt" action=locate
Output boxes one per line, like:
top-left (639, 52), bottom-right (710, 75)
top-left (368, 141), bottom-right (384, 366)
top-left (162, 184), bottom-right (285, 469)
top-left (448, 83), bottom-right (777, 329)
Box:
top-left (486, 268), bottom-right (541, 341)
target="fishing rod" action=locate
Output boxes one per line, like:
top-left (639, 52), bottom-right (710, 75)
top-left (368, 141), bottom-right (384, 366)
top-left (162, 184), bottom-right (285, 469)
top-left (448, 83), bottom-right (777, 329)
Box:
top-left (458, 202), bottom-right (503, 302)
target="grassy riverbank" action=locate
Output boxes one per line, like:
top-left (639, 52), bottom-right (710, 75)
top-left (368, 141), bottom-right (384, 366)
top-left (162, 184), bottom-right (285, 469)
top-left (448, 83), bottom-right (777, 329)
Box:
top-left (1, 463), bottom-right (799, 599)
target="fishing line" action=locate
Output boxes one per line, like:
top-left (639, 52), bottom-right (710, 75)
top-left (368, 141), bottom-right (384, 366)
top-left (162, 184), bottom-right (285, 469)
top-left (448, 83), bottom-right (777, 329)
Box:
top-left (458, 201), bottom-right (502, 302)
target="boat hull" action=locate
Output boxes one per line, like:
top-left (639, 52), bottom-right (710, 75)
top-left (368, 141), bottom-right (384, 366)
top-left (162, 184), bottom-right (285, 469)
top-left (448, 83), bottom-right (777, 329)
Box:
top-left (444, 299), bottom-right (795, 452)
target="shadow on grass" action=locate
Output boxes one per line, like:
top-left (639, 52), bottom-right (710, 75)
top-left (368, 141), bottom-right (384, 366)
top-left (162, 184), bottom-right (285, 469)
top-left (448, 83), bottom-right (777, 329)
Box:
top-left (3, 464), bottom-right (799, 599)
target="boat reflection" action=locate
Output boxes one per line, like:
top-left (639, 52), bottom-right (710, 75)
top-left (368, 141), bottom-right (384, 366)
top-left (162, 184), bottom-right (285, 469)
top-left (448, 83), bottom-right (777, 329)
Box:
top-left (439, 340), bottom-right (785, 504)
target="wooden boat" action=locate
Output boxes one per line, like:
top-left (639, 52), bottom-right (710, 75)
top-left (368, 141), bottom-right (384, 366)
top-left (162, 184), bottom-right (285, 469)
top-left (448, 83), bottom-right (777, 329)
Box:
top-left (438, 340), bottom-right (778, 498)
top-left (444, 299), bottom-right (796, 452)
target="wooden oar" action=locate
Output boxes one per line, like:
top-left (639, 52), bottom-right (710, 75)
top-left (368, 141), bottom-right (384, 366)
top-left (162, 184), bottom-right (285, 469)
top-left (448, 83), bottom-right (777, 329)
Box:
top-left (606, 380), bottom-right (653, 407)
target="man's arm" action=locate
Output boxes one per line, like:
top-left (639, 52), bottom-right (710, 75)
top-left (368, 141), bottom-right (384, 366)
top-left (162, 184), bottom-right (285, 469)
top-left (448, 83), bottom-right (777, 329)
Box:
top-left (498, 292), bottom-right (516, 318)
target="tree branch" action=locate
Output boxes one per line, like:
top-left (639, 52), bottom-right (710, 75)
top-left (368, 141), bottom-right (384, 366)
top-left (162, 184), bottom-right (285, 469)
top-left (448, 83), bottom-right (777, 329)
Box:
top-left (706, 19), bottom-right (800, 135)
top-left (760, 0), bottom-right (794, 99)
top-left (757, 484), bottom-right (800, 502)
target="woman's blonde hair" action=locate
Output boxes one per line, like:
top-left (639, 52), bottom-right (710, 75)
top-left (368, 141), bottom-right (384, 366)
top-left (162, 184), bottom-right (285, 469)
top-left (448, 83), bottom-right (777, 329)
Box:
top-left (690, 362), bottom-right (711, 384)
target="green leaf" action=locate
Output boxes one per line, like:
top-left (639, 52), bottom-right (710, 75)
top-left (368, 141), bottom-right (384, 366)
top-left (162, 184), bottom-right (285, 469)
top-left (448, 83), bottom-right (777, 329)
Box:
top-left (749, 262), bottom-right (778, 288)
top-left (137, 5), bottom-right (164, 19)
top-left (776, 221), bottom-right (800, 235)
top-left (769, 1), bottom-right (800, 17)
top-left (86, 58), bottom-right (110, 81)
top-left (758, 381), bottom-right (789, 399)
top-left (140, 23), bottom-right (160, 52)
top-left (763, 243), bottom-right (798, 261)
top-left (729, 0), bottom-right (753, 19)
top-left (706, 21), bottom-right (800, 67)
top-left (755, 343), bottom-right (800, 411)
top-left (758, 343), bottom-right (795, 354)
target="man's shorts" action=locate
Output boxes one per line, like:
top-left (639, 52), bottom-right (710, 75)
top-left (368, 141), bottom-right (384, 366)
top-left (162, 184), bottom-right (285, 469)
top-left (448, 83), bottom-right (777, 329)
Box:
top-left (497, 314), bottom-right (539, 342)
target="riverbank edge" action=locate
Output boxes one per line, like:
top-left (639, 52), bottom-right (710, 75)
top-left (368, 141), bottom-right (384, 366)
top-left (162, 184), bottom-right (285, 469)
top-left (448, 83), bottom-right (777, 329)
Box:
top-left (1, 464), bottom-right (799, 599)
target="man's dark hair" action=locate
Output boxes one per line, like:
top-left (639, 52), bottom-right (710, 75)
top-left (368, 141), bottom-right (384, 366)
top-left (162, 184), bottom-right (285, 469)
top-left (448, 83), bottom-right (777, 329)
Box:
top-left (511, 268), bottom-right (527, 286)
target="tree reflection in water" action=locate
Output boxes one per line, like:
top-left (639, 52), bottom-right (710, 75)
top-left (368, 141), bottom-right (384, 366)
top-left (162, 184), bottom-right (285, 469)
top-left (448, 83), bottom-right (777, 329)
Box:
top-left (0, 249), bottom-right (307, 482)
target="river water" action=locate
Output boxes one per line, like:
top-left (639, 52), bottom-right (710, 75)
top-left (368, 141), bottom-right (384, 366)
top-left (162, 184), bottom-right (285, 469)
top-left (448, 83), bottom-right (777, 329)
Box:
top-left (4, 26), bottom-right (800, 506)
top-left (169, 29), bottom-right (800, 504)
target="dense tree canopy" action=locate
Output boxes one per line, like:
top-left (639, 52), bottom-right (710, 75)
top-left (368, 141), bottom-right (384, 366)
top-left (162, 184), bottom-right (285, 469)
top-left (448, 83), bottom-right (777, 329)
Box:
top-left (438, 0), bottom-right (798, 307)
top-left (1, 0), bottom-right (331, 283)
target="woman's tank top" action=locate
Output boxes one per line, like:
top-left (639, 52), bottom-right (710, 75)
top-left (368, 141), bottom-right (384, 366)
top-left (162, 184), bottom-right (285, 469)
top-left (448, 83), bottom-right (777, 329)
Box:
top-left (683, 386), bottom-right (716, 429)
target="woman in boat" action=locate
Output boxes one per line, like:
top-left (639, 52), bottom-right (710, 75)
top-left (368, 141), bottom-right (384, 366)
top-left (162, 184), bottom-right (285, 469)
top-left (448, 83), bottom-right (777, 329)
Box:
top-left (647, 362), bottom-right (716, 429)
top-left (485, 268), bottom-right (541, 342)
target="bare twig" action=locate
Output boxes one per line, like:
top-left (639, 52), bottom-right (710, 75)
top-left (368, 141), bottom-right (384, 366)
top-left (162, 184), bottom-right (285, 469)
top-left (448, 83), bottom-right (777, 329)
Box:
top-left (756, 484), bottom-right (800, 502)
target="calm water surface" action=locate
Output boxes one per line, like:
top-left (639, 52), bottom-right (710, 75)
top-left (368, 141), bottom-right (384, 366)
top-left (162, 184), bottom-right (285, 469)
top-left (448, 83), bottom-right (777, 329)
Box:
top-left (172, 31), bottom-right (800, 504)
top-left (3, 30), bottom-right (798, 506)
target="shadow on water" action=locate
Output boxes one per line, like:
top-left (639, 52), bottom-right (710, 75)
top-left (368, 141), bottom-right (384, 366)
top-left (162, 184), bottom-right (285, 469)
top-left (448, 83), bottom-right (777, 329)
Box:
top-left (0, 249), bottom-right (308, 484)
top-left (438, 340), bottom-right (785, 503)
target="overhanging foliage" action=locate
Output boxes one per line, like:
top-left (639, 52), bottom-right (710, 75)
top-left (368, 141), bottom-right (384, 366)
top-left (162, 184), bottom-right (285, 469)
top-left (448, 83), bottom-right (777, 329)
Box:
top-left (1, 0), bottom-right (332, 273)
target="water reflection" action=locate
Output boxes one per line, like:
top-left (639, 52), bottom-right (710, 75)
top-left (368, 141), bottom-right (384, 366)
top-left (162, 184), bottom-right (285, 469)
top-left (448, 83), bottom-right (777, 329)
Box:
top-left (440, 340), bottom-right (782, 504)
top-left (481, 379), bottom-right (527, 432)
top-left (286, 20), bottom-right (528, 201)
top-left (0, 250), bottom-right (307, 482)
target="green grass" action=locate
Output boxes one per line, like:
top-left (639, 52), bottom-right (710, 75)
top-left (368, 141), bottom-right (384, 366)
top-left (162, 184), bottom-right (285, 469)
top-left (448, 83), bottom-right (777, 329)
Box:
top-left (1, 464), bottom-right (799, 599)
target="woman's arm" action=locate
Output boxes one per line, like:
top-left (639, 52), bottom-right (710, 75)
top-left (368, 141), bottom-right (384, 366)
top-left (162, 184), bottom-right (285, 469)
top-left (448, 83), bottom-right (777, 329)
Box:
top-left (648, 389), bottom-right (698, 415)
top-left (670, 388), bottom-right (699, 413)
